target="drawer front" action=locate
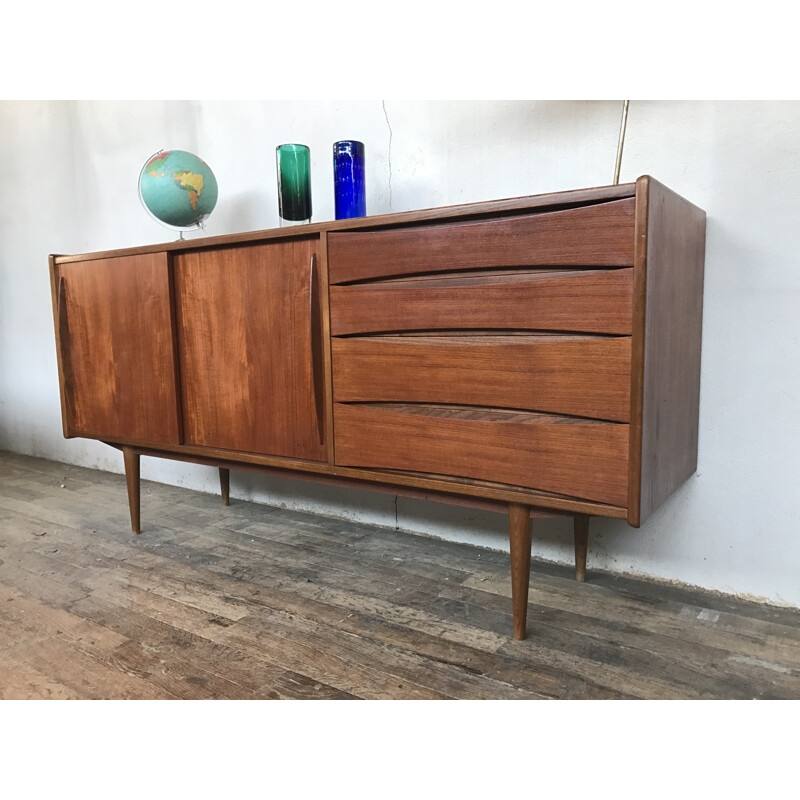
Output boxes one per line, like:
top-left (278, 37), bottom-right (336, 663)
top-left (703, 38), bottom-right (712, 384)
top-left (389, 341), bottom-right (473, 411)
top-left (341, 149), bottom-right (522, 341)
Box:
top-left (328, 198), bottom-right (635, 284)
top-left (332, 335), bottom-right (631, 422)
top-left (330, 268), bottom-right (633, 336)
top-left (334, 403), bottom-right (630, 507)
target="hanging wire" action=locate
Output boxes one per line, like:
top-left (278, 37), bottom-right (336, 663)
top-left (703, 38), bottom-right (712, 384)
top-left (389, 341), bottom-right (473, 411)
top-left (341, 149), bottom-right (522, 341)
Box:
top-left (613, 100), bottom-right (630, 185)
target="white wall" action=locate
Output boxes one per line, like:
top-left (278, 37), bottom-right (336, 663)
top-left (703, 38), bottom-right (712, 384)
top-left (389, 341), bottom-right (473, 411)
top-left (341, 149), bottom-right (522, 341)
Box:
top-left (1, 100), bottom-right (798, 607)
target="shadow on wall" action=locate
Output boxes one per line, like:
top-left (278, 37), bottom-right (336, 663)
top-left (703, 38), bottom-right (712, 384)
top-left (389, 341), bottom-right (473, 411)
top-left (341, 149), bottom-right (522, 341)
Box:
top-left (227, 468), bottom-right (398, 528)
top-left (219, 465), bottom-right (640, 570)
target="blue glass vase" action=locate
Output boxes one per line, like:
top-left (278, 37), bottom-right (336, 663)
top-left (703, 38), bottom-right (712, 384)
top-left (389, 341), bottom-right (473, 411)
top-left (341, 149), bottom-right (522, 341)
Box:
top-left (333, 140), bottom-right (366, 220)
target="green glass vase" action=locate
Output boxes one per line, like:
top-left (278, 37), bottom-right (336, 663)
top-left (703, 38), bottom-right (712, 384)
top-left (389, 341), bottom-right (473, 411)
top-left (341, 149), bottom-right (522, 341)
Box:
top-left (276, 143), bottom-right (312, 224)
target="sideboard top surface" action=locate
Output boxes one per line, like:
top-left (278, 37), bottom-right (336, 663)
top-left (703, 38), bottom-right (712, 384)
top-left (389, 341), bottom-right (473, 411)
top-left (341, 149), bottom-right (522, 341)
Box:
top-left (51, 179), bottom-right (643, 265)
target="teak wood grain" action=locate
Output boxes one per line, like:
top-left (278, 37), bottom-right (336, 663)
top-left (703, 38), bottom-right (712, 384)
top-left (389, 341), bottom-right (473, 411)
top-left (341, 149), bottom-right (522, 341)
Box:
top-left (48, 176), bottom-right (706, 640)
top-left (508, 503), bottom-right (533, 640)
top-left (636, 177), bottom-right (707, 524)
top-left (55, 275), bottom-right (75, 432)
top-left (333, 403), bottom-right (630, 506)
top-left (123, 446), bottom-right (140, 534)
top-left (317, 233), bottom-right (336, 464)
top-left (330, 267), bottom-right (634, 336)
top-left (627, 180), bottom-right (650, 525)
top-left (332, 335), bottom-right (632, 422)
top-left (53, 253), bottom-right (181, 444)
top-left (51, 183), bottom-right (638, 266)
top-left (174, 240), bottom-right (327, 462)
top-left (309, 253), bottom-right (326, 446)
top-left (327, 198), bottom-right (636, 284)
top-left (117, 439), bottom-right (627, 519)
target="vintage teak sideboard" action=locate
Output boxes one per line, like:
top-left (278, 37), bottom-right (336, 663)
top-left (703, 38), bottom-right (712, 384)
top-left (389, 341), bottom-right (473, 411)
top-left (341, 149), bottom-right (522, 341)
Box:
top-left (49, 176), bottom-right (706, 639)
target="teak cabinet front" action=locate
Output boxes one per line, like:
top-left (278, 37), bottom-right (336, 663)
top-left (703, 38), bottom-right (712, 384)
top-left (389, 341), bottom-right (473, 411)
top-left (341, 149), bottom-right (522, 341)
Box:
top-left (327, 197), bottom-right (638, 509)
top-left (52, 253), bottom-right (181, 445)
top-left (50, 176), bottom-right (707, 640)
top-left (174, 239), bottom-right (326, 461)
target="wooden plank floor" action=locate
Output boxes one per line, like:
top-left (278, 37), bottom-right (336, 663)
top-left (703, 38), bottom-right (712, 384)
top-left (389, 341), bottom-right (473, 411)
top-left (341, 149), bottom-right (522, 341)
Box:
top-left (1, 450), bottom-right (798, 700)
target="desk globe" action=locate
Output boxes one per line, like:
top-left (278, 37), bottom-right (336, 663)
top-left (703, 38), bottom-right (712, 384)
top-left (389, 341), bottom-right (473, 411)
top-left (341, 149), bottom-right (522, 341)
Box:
top-left (138, 149), bottom-right (218, 238)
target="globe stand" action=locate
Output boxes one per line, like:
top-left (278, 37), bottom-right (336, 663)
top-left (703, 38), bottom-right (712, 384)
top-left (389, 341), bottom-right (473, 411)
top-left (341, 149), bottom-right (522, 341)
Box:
top-left (152, 221), bottom-right (204, 242)
top-left (176, 221), bottom-right (205, 241)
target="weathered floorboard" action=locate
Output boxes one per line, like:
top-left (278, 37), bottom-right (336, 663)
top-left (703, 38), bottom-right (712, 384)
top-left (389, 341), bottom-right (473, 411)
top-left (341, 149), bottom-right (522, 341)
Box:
top-left (1, 450), bottom-right (798, 700)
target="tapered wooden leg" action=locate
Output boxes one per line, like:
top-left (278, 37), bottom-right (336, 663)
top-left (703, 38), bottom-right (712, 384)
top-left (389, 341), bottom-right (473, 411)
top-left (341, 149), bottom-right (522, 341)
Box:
top-left (122, 446), bottom-right (140, 534)
top-left (574, 514), bottom-right (589, 582)
top-left (508, 503), bottom-right (532, 640)
top-left (219, 468), bottom-right (230, 506)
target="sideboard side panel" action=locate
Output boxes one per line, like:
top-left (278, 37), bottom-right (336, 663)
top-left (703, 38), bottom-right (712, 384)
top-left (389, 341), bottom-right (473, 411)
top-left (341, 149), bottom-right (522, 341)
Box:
top-left (638, 178), bottom-right (707, 524)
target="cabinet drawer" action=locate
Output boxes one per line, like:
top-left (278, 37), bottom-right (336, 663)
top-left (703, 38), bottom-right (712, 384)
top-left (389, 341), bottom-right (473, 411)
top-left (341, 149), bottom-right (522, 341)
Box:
top-left (328, 198), bottom-right (635, 284)
top-left (334, 403), bottom-right (630, 507)
top-left (332, 335), bottom-right (631, 422)
top-left (330, 267), bottom-right (633, 336)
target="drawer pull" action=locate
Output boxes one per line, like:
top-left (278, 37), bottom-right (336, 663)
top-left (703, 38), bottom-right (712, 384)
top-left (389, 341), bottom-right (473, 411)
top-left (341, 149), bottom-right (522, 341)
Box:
top-left (309, 253), bottom-right (325, 445)
top-left (328, 198), bottom-right (636, 284)
top-left (57, 276), bottom-right (76, 425)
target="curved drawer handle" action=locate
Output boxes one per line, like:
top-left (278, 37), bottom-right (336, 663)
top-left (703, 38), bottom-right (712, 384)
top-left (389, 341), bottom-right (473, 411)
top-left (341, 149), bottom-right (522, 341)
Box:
top-left (57, 275), bottom-right (76, 425)
top-left (309, 253), bottom-right (325, 445)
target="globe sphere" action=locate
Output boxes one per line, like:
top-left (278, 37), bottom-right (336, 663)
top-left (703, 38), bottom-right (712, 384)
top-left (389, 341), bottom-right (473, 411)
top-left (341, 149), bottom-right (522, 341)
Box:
top-left (138, 149), bottom-right (218, 230)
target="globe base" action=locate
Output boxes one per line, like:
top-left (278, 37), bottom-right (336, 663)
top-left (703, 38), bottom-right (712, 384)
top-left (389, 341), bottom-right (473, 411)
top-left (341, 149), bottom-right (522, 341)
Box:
top-left (175, 221), bottom-right (206, 241)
